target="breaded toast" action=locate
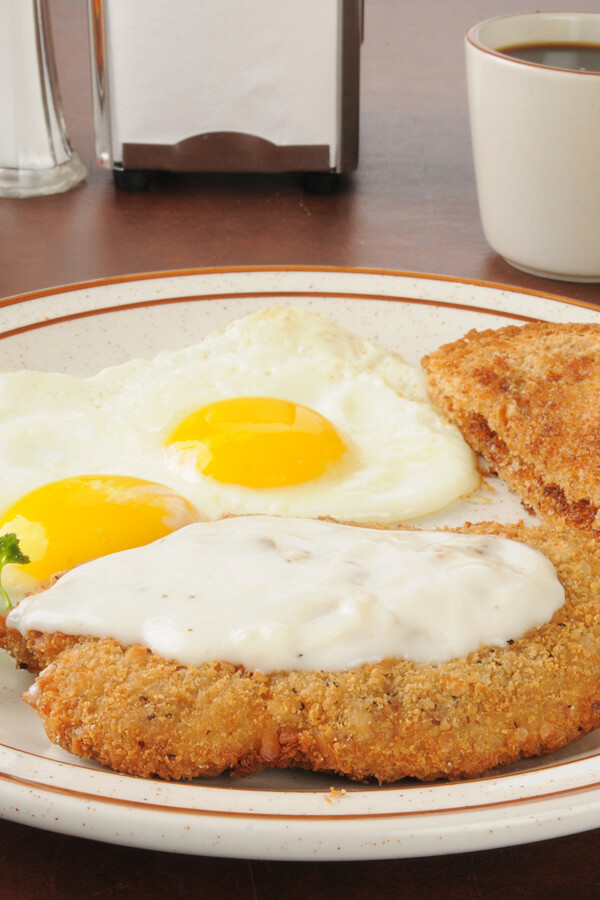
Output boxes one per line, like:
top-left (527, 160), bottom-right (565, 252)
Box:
top-left (422, 322), bottom-right (600, 535)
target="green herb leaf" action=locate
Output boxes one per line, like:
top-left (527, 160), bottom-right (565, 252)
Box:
top-left (0, 533), bottom-right (30, 612)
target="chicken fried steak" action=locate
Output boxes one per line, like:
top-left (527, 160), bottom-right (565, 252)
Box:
top-left (3, 520), bottom-right (600, 784)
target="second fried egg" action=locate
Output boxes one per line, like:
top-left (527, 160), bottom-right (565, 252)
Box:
top-left (0, 306), bottom-right (479, 526)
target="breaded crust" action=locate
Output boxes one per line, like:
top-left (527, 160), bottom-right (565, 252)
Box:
top-left (422, 322), bottom-right (600, 535)
top-left (0, 621), bottom-right (81, 673)
top-left (5, 520), bottom-right (600, 783)
top-left (0, 572), bottom-right (79, 674)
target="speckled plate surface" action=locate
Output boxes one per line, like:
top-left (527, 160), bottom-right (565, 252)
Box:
top-left (2, 266), bottom-right (600, 860)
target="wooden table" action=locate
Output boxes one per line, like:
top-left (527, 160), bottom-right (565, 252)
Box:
top-left (1, 1), bottom-right (599, 896)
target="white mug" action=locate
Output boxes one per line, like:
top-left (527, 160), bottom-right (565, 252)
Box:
top-left (465, 12), bottom-right (600, 283)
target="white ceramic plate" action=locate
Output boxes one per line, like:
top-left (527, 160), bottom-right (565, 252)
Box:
top-left (2, 266), bottom-right (600, 860)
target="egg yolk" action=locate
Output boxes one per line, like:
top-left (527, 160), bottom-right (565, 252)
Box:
top-left (166, 397), bottom-right (347, 488)
top-left (0, 474), bottom-right (201, 584)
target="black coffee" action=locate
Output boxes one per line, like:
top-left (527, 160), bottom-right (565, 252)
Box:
top-left (498, 42), bottom-right (600, 73)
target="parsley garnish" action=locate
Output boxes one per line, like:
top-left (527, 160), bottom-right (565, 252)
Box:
top-left (0, 533), bottom-right (30, 612)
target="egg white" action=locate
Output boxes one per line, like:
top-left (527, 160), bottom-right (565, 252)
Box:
top-left (0, 306), bottom-right (479, 524)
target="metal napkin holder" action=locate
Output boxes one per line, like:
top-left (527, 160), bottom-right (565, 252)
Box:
top-left (88, 0), bottom-right (362, 191)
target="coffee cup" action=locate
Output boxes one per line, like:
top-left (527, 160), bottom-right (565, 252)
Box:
top-left (465, 12), bottom-right (600, 283)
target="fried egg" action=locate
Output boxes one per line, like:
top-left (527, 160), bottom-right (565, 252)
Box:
top-left (0, 475), bottom-right (201, 599)
top-left (0, 307), bottom-right (479, 595)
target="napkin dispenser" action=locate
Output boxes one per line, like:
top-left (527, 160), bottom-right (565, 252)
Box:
top-left (88, 0), bottom-right (363, 191)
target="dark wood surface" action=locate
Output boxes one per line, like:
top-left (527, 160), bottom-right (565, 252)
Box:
top-left (2, 1), bottom-right (600, 896)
